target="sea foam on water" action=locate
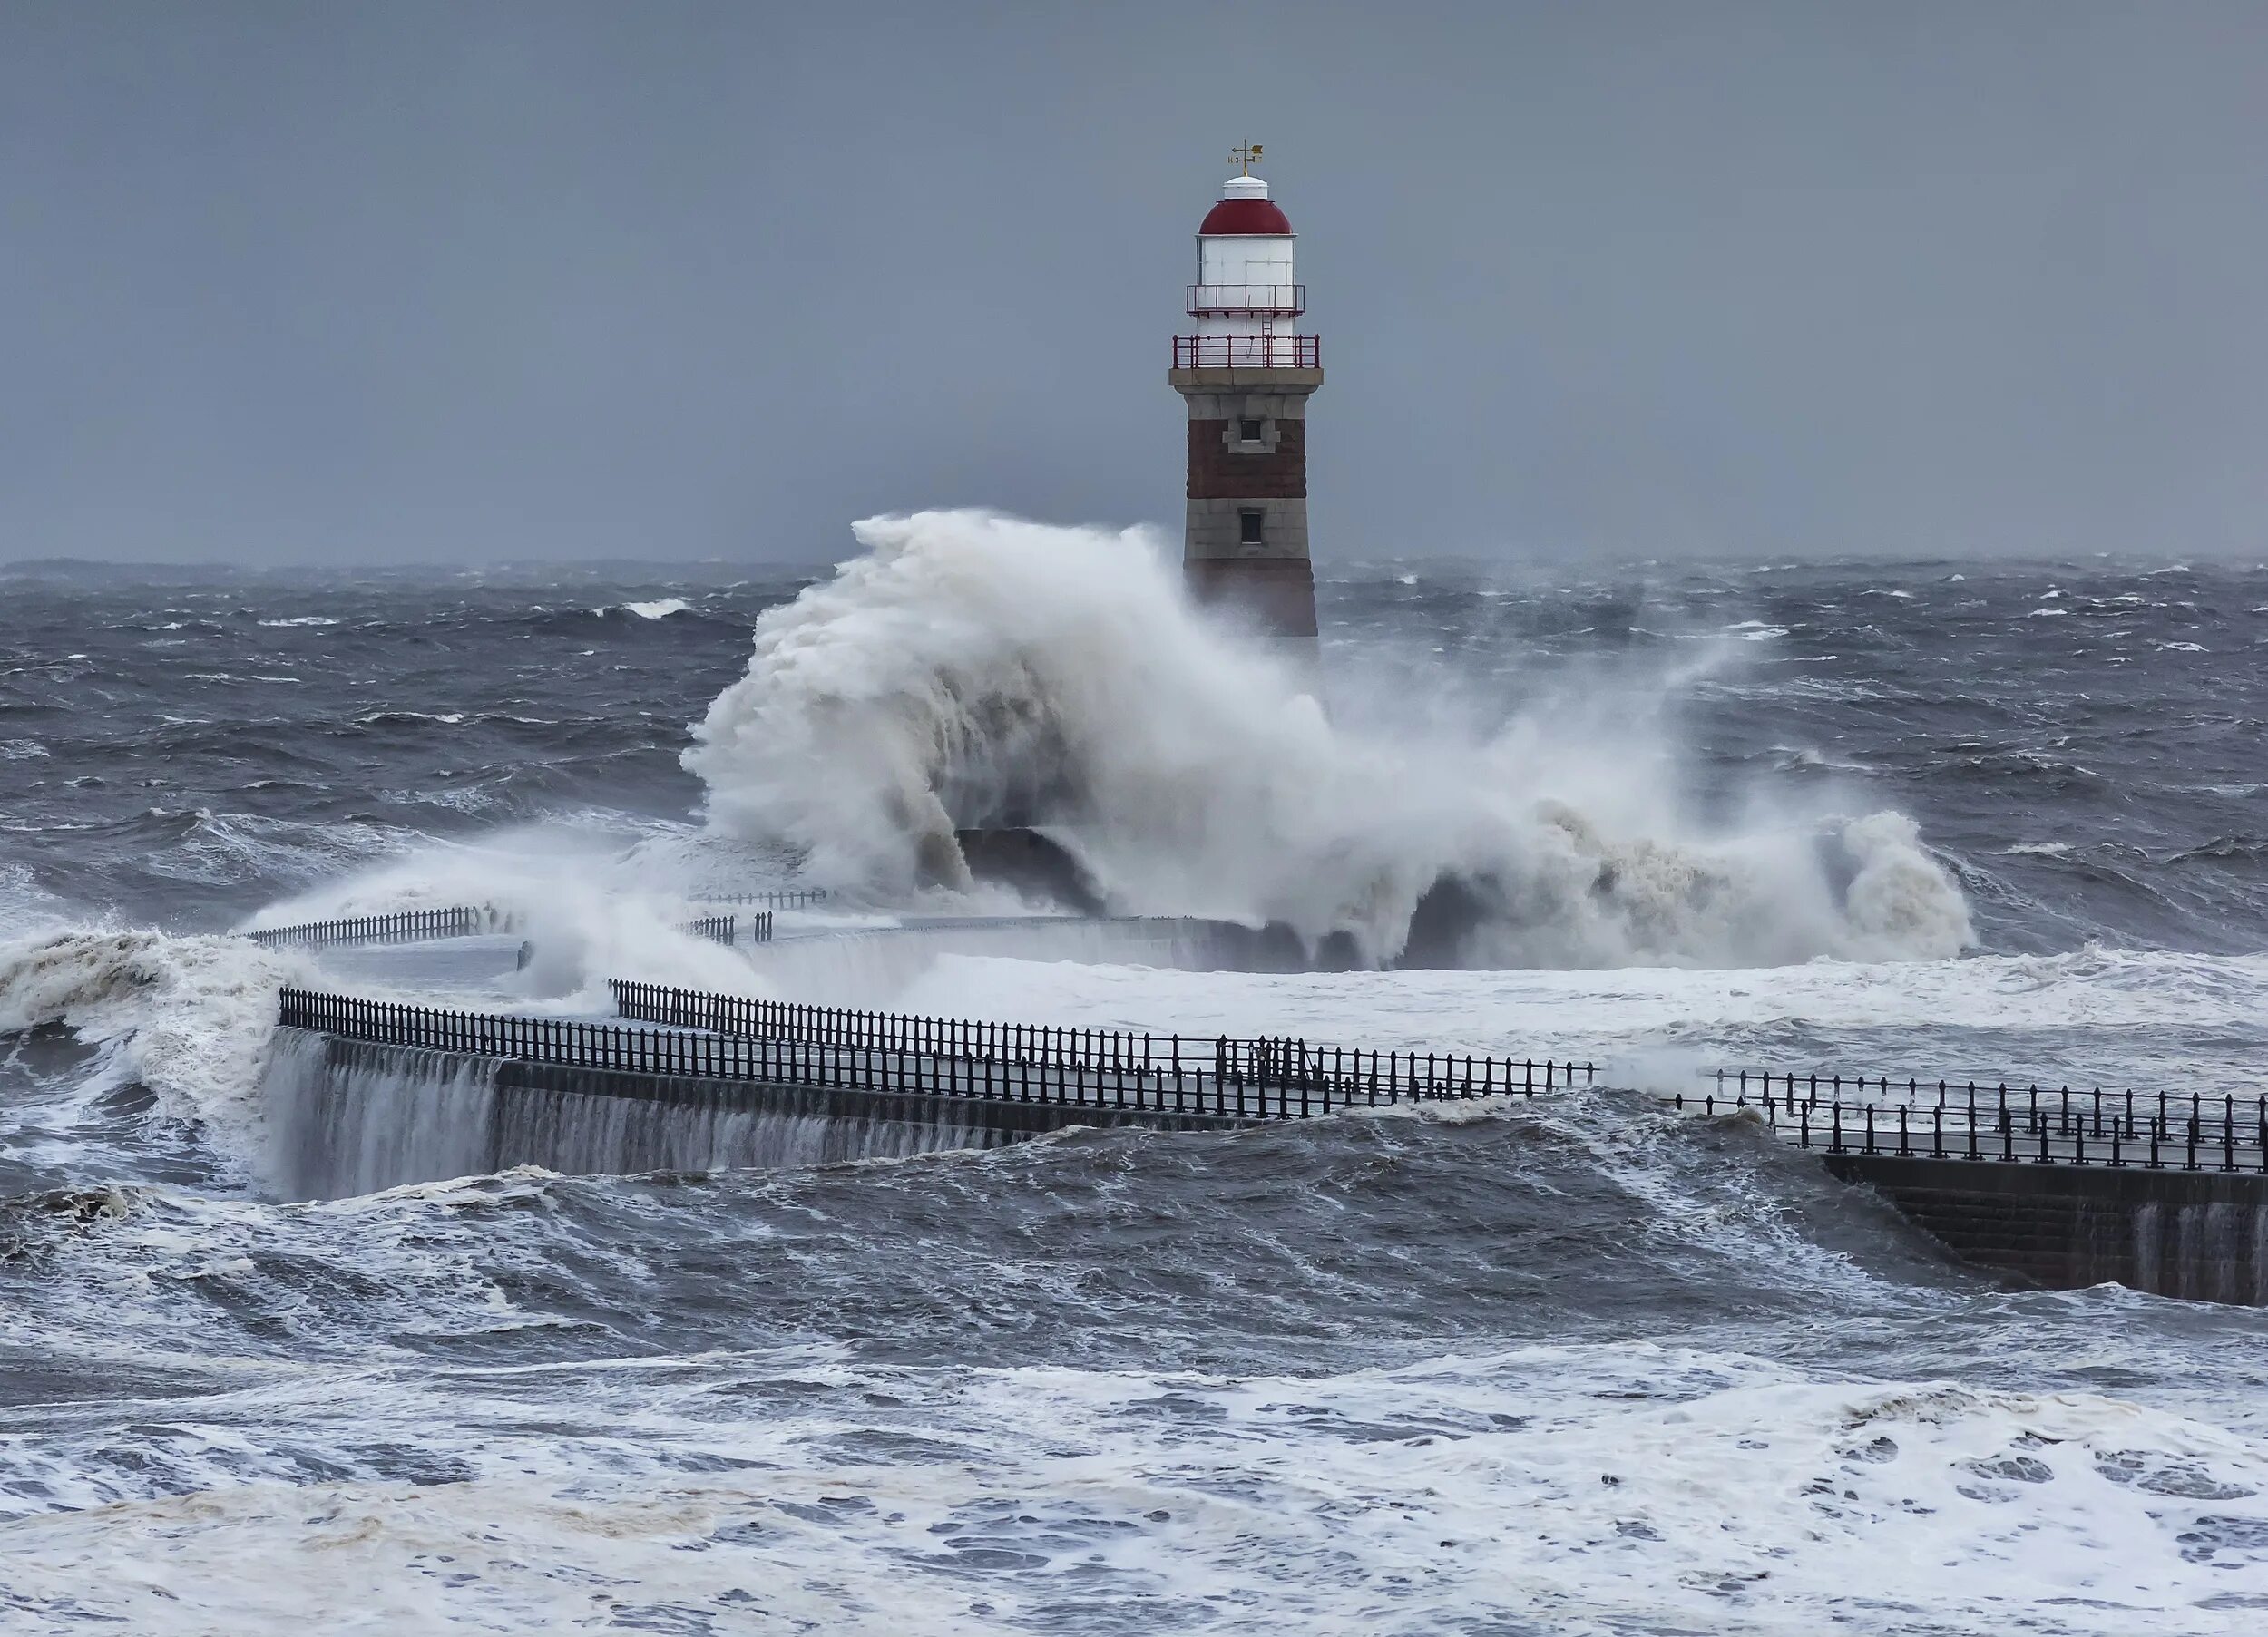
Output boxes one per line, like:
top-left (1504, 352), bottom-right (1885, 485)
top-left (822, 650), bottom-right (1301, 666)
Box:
top-left (687, 510), bottom-right (1974, 967)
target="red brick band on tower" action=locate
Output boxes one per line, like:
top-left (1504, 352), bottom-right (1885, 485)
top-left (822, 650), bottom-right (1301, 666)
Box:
top-left (1170, 163), bottom-right (1322, 650)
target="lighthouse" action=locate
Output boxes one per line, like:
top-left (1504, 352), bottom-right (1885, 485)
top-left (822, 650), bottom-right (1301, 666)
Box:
top-left (1171, 145), bottom-right (1322, 647)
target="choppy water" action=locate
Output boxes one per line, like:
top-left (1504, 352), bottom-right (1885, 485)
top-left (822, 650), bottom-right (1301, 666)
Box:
top-left (5, 551), bottom-right (2268, 1632)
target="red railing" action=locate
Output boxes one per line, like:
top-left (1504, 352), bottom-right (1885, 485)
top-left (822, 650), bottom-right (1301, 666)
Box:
top-left (1186, 282), bottom-right (1305, 316)
top-left (1171, 335), bottom-right (1321, 368)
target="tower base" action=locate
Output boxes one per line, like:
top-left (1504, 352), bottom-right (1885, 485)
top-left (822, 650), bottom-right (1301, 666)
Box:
top-left (1186, 557), bottom-right (1318, 642)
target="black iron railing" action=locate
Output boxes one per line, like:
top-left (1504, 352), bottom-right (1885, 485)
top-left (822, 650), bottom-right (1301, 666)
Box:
top-left (702, 889), bottom-right (830, 911)
top-left (606, 979), bottom-right (1591, 1106)
top-left (1186, 282), bottom-right (1305, 317)
top-left (519, 913), bottom-right (768, 969)
top-left (251, 905), bottom-right (769, 954)
top-left (279, 985), bottom-right (1593, 1121)
top-left (1693, 1070), bottom-right (2268, 1174)
top-left (247, 905), bottom-right (517, 949)
top-left (1171, 335), bottom-right (1321, 369)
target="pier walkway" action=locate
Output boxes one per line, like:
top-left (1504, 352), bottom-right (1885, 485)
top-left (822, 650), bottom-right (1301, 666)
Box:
top-left (279, 984), bottom-right (1598, 1125)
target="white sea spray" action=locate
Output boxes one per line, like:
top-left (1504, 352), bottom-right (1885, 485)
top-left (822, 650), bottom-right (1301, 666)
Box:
top-left (686, 510), bottom-right (1973, 967)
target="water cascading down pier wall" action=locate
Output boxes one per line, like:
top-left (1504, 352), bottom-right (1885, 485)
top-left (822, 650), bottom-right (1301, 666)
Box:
top-left (259, 976), bottom-right (1593, 1201)
top-left (262, 1028), bottom-right (1143, 1200)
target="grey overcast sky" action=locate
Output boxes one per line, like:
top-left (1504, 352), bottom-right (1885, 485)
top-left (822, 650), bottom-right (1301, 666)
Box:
top-left (5, 2), bottom-right (2266, 567)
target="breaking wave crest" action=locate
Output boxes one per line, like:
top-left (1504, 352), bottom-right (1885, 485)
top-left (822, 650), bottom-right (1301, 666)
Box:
top-left (0, 929), bottom-right (299, 1145)
top-left (686, 511), bottom-right (1973, 967)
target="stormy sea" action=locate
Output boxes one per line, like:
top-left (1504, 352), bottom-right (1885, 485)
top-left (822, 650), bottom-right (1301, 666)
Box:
top-left (5, 512), bottom-right (2267, 1633)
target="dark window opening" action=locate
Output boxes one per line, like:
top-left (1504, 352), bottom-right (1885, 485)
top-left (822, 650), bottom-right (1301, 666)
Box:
top-left (1238, 509), bottom-right (1265, 546)
top-left (1238, 418), bottom-right (1264, 443)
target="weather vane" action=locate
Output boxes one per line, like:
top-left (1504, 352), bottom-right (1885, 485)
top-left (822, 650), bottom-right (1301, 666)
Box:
top-left (1231, 141), bottom-right (1264, 175)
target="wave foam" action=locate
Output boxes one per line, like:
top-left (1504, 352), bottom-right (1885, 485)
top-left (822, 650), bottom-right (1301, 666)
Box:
top-left (686, 511), bottom-right (1972, 967)
top-left (1, 1343), bottom-right (2260, 1633)
top-left (893, 944), bottom-right (2268, 1061)
top-left (0, 929), bottom-right (300, 1147)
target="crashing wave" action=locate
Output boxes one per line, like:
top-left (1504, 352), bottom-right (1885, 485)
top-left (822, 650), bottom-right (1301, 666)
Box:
top-left (684, 511), bottom-right (1972, 968)
top-left (0, 929), bottom-right (300, 1142)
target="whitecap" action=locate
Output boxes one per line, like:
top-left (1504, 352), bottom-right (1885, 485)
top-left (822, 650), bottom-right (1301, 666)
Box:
top-left (357, 710), bottom-right (467, 726)
top-left (1772, 745), bottom-right (1867, 773)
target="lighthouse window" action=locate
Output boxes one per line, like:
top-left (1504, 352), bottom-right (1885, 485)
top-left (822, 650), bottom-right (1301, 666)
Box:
top-left (1238, 418), bottom-right (1264, 443)
top-left (1238, 509), bottom-right (1265, 546)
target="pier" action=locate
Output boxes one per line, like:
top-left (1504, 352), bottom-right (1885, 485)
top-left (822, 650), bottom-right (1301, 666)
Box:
top-left (253, 902), bottom-right (2268, 1305)
top-left (1683, 1069), bottom-right (2268, 1303)
top-left (277, 983), bottom-right (1598, 1125)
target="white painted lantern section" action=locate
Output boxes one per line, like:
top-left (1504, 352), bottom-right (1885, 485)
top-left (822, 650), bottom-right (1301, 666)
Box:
top-left (1189, 175), bottom-right (1301, 342)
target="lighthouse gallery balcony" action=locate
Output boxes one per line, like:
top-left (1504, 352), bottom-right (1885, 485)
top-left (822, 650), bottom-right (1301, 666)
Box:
top-left (1171, 335), bottom-right (1322, 368)
top-left (1186, 282), bottom-right (1305, 317)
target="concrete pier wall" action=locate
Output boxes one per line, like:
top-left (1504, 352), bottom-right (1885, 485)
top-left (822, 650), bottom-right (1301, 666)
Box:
top-left (262, 1028), bottom-right (1242, 1201)
top-left (1826, 1153), bottom-right (2268, 1305)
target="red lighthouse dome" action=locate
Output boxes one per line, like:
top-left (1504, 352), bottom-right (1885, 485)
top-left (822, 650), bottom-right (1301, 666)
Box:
top-left (1199, 175), bottom-right (1293, 236)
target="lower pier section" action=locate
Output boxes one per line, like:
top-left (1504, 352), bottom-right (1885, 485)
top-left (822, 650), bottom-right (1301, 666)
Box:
top-left (262, 1029), bottom-right (1243, 1200)
top-left (1826, 1153), bottom-right (2268, 1305)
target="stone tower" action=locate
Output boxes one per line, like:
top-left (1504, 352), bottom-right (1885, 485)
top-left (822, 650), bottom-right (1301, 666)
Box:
top-left (1169, 152), bottom-right (1322, 648)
